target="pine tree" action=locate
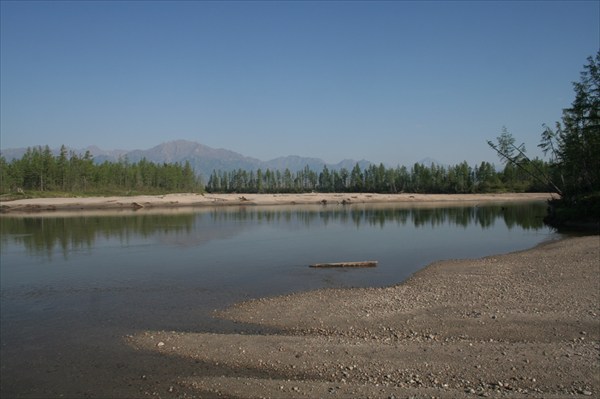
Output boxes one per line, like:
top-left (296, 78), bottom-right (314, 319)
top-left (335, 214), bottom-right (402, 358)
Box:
top-left (556, 52), bottom-right (600, 198)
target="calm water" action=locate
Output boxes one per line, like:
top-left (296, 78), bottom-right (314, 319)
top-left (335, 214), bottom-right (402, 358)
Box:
top-left (0, 201), bottom-right (560, 397)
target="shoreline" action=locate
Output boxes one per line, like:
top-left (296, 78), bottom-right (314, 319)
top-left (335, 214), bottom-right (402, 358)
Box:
top-left (0, 192), bottom-right (555, 214)
top-left (125, 234), bottom-right (599, 398)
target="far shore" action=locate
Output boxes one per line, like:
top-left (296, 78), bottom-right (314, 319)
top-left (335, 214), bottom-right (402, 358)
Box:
top-left (0, 192), bottom-right (556, 214)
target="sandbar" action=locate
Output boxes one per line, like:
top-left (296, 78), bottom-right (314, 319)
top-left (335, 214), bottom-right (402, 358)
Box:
top-left (0, 192), bottom-right (556, 214)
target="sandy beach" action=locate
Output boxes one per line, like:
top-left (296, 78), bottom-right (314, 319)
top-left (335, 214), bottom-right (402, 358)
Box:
top-left (123, 235), bottom-right (599, 398)
top-left (0, 192), bottom-right (556, 214)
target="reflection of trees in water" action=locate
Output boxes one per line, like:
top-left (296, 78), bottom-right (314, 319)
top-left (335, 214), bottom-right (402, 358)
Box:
top-left (1, 202), bottom-right (548, 258)
top-left (337, 203), bottom-right (545, 230)
top-left (208, 203), bottom-right (547, 230)
top-left (1, 214), bottom-right (196, 259)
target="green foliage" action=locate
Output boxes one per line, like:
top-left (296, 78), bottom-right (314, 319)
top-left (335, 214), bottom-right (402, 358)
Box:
top-left (537, 52), bottom-right (600, 228)
top-left (496, 126), bottom-right (527, 165)
top-left (545, 192), bottom-right (600, 229)
top-left (489, 52), bottom-right (600, 228)
top-left (205, 160), bottom-right (548, 194)
top-left (3, 151), bottom-right (551, 198)
top-left (545, 52), bottom-right (600, 200)
top-left (0, 146), bottom-right (204, 196)
top-left (488, 129), bottom-right (559, 194)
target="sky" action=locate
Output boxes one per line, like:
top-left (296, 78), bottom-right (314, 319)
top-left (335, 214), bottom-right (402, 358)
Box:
top-left (1, 1), bottom-right (598, 166)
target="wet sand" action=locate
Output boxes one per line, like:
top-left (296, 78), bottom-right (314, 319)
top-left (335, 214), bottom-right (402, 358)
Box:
top-left (0, 192), bottom-right (556, 214)
top-left (125, 235), bottom-right (599, 398)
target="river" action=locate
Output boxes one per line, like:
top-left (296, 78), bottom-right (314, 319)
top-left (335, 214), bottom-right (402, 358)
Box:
top-left (0, 201), bottom-right (560, 397)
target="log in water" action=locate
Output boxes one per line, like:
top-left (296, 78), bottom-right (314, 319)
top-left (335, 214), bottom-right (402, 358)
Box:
top-left (310, 261), bottom-right (378, 268)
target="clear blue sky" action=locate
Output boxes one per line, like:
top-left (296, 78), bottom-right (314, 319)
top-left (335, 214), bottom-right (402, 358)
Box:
top-left (1, 1), bottom-right (598, 166)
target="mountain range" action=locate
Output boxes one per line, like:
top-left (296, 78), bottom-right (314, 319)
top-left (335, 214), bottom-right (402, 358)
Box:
top-left (0, 140), bottom-right (374, 178)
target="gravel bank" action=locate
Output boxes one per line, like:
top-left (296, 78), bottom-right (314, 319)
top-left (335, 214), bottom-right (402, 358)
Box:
top-left (128, 235), bottom-right (599, 398)
top-left (0, 192), bottom-right (554, 214)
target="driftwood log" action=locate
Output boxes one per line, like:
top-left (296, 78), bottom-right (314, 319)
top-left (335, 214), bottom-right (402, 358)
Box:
top-left (310, 261), bottom-right (378, 268)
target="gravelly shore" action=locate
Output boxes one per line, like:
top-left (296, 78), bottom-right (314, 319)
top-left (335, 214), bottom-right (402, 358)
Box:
top-left (0, 192), bottom-right (554, 214)
top-left (127, 235), bottom-right (599, 398)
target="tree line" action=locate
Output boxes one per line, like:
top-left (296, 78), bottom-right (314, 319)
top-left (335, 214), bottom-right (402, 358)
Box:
top-left (206, 159), bottom-right (553, 194)
top-left (1, 145), bottom-right (556, 196)
top-left (0, 145), bottom-right (203, 195)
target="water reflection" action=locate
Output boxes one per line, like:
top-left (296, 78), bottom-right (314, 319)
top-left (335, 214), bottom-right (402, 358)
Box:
top-left (1, 202), bottom-right (548, 259)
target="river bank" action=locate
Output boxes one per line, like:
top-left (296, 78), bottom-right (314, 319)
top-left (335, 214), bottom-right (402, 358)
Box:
top-left (0, 192), bottom-right (555, 214)
top-left (127, 235), bottom-right (599, 398)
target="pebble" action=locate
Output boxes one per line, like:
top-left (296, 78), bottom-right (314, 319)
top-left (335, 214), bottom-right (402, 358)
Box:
top-left (157, 342), bottom-right (165, 347)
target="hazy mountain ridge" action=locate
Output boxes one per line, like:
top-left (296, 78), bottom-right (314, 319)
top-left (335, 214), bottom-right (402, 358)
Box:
top-left (0, 140), bottom-right (375, 178)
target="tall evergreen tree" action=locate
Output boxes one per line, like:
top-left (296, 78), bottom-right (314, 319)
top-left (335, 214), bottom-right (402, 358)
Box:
top-left (535, 52), bottom-right (600, 200)
top-left (554, 52), bottom-right (599, 198)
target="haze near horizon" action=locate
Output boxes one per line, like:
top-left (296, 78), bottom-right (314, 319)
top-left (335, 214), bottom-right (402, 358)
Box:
top-left (1, 1), bottom-right (598, 166)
